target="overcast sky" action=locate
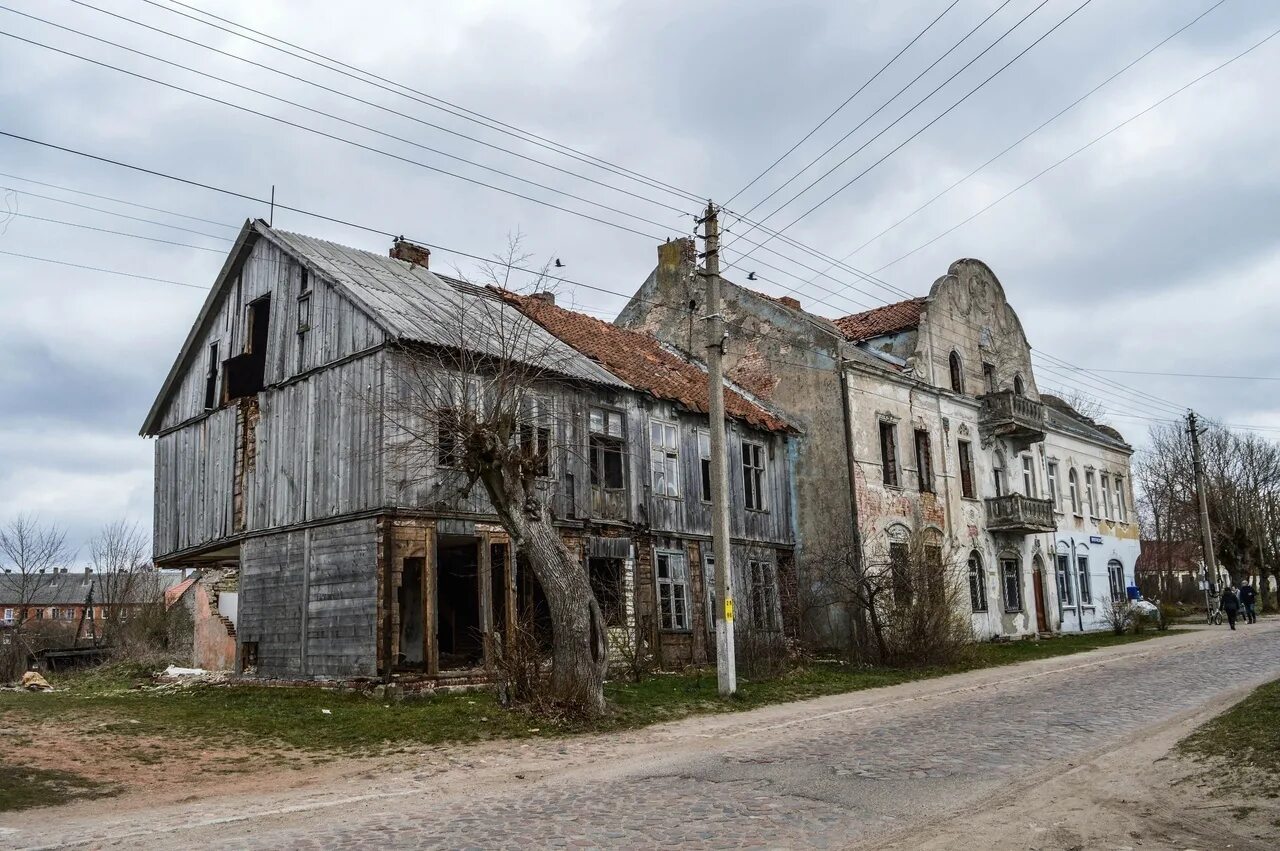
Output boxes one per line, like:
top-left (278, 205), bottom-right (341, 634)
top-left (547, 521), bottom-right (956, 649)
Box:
top-left (1, 0), bottom-right (1277, 556)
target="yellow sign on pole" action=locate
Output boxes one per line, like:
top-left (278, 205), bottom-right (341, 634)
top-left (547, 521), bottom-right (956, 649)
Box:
top-left (723, 597), bottom-right (734, 622)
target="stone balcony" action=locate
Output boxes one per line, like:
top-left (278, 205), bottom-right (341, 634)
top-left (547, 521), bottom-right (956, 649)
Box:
top-left (979, 390), bottom-right (1046, 451)
top-left (985, 493), bottom-right (1056, 535)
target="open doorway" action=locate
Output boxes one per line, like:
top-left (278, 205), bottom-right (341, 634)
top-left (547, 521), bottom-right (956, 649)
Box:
top-left (437, 537), bottom-right (483, 670)
top-left (398, 557), bottom-right (425, 666)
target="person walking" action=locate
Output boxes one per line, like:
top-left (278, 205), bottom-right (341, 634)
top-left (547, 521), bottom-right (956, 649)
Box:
top-left (1239, 581), bottom-right (1258, 624)
top-left (1221, 585), bottom-right (1241, 630)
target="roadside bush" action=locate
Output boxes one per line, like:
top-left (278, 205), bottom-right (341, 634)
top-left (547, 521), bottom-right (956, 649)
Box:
top-left (1101, 597), bottom-right (1131, 636)
top-left (1157, 602), bottom-right (1178, 631)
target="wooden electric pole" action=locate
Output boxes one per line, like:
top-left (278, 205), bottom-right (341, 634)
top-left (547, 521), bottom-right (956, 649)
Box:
top-left (700, 201), bottom-right (736, 696)
top-left (1188, 410), bottom-right (1221, 591)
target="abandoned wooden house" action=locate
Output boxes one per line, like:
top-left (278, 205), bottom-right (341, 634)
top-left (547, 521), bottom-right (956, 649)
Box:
top-left (141, 219), bottom-right (797, 681)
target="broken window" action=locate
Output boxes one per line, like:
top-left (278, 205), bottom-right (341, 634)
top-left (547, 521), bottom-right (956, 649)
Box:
top-left (889, 541), bottom-right (911, 607)
top-left (1077, 556), bottom-right (1092, 605)
top-left (649, 420), bottom-right (680, 497)
top-left (698, 430), bottom-right (712, 503)
top-left (589, 407), bottom-right (625, 490)
top-left (1002, 559), bottom-right (1022, 613)
top-left (588, 557), bottom-right (625, 628)
top-left (519, 421), bottom-right (552, 478)
top-left (968, 552), bottom-right (987, 613)
top-left (879, 422), bottom-right (899, 487)
top-left (436, 408), bottom-right (464, 468)
top-left (1013, 373), bottom-right (1025, 396)
top-left (1057, 554), bottom-right (1074, 607)
top-left (1108, 560), bottom-right (1126, 601)
top-left (914, 429), bottom-right (933, 493)
top-left (748, 560), bottom-right (779, 631)
top-left (958, 439), bottom-right (975, 499)
top-left (203, 342), bottom-right (219, 410)
top-left (742, 441), bottom-right (766, 510)
top-left (655, 550), bottom-right (689, 631)
top-left (949, 350), bottom-right (964, 394)
top-left (224, 295), bottom-right (271, 399)
top-left (296, 290), bottom-right (311, 374)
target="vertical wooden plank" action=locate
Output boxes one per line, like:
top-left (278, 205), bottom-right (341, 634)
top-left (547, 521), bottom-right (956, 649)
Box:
top-left (477, 530), bottom-right (493, 668)
top-left (425, 525), bottom-right (439, 677)
top-left (504, 542), bottom-right (517, 656)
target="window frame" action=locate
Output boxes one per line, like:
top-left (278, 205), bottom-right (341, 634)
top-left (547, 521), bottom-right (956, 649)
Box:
top-left (436, 407), bottom-right (464, 469)
top-left (649, 419), bottom-right (681, 498)
top-left (296, 290), bottom-right (312, 373)
top-left (1021, 455), bottom-right (1036, 497)
top-left (889, 540), bottom-right (912, 607)
top-left (697, 429), bottom-right (712, 503)
top-left (1085, 470), bottom-right (1098, 519)
top-left (203, 341), bottom-right (220, 410)
top-left (1100, 473), bottom-right (1112, 520)
top-left (1046, 461), bottom-right (1060, 511)
top-left (1077, 555), bottom-right (1093, 606)
top-left (589, 406), bottom-right (627, 492)
top-left (914, 429), bottom-right (934, 493)
top-left (748, 559), bottom-right (780, 632)
top-left (1056, 554), bottom-right (1074, 608)
top-left (1114, 477), bottom-right (1127, 523)
top-left (1108, 560), bottom-right (1125, 601)
top-left (655, 549), bottom-right (691, 632)
top-left (879, 421), bottom-right (900, 488)
top-left (968, 552), bottom-right (988, 613)
top-left (957, 439), bottom-right (976, 499)
top-left (742, 440), bottom-right (768, 511)
top-left (1068, 468), bottom-right (1081, 516)
top-left (1001, 558), bottom-right (1023, 613)
top-left (949, 350), bottom-right (965, 394)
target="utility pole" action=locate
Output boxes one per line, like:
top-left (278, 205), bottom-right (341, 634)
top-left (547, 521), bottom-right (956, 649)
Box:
top-left (1188, 410), bottom-right (1220, 592)
top-left (700, 200), bottom-right (736, 696)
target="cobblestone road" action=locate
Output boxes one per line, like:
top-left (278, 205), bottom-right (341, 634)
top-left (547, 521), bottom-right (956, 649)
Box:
top-left (10, 624), bottom-right (1280, 850)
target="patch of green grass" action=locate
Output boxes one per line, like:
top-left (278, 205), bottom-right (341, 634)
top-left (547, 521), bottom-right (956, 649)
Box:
top-left (0, 630), bottom-right (1177, 756)
top-left (1181, 677), bottom-right (1280, 790)
top-left (0, 764), bottom-right (115, 812)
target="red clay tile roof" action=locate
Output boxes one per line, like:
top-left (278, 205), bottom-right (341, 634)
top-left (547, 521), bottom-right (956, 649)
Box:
top-left (833, 297), bottom-right (927, 342)
top-left (497, 290), bottom-right (791, 433)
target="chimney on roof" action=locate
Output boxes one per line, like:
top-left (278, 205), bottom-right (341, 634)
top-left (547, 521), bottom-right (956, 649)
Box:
top-left (84, 567), bottom-right (92, 577)
top-left (657, 237), bottom-right (696, 271)
top-left (529, 291), bottom-right (556, 306)
top-left (779, 296), bottom-right (800, 310)
top-left (390, 236), bottom-right (430, 270)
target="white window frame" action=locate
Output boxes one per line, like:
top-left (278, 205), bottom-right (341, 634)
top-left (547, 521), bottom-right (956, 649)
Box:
top-left (1056, 554), bottom-right (1074, 607)
top-left (1, 608), bottom-right (11, 624)
top-left (1114, 477), bottom-right (1127, 523)
top-left (1077, 556), bottom-right (1093, 606)
top-left (1108, 560), bottom-right (1125, 601)
top-left (1046, 461), bottom-right (1060, 510)
top-left (649, 419), bottom-right (680, 498)
top-left (1100, 473), bottom-right (1112, 520)
top-left (1068, 469), bottom-right (1081, 516)
top-left (655, 550), bottom-right (691, 632)
top-left (1021, 455), bottom-right (1036, 497)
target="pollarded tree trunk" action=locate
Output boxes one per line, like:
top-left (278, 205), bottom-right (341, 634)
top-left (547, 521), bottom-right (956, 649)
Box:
top-left (476, 448), bottom-right (607, 716)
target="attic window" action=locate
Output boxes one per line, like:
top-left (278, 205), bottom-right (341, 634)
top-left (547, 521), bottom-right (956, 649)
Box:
top-left (297, 292), bottom-right (312, 373)
top-left (204, 342), bottom-right (219, 410)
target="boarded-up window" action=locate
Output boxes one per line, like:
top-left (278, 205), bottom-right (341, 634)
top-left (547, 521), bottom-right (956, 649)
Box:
top-left (914, 430), bottom-right (933, 493)
top-left (958, 440), bottom-right (975, 498)
top-left (880, 422), bottom-right (899, 487)
top-left (742, 442), bottom-right (766, 510)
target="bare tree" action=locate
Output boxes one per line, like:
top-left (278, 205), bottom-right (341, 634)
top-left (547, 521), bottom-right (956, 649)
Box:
top-left (1046, 388), bottom-right (1107, 423)
top-left (89, 520), bottom-right (152, 645)
top-left (0, 514), bottom-right (71, 629)
top-left (380, 236), bottom-right (608, 716)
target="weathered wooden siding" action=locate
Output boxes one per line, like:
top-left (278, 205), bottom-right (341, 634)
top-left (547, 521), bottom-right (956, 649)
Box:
top-left (157, 235), bottom-right (384, 432)
top-left (153, 406), bottom-right (237, 556)
top-left (238, 518), bottom-right (378, 678)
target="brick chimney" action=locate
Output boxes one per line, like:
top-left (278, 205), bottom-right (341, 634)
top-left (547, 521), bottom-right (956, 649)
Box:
top-left (657, 237), bottom-right (696, 271)
top-left (778, 296), bottom-right (801, 310)
top-left (529, 292), bottom-right (556, 306)
top-left (390, 237), bottom-right (430, 269)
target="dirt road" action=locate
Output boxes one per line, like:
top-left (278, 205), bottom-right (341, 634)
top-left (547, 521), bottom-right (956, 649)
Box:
top-left (4, 622), bottom-right (1277, 850)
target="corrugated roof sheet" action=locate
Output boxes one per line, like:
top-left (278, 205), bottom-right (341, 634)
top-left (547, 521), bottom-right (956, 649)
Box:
top-left (499, 291), bottom-right (793, 433)
top-left (261, 224), bottom-right (627, 389)
top-left (833, 297), bottom-right (927, 342)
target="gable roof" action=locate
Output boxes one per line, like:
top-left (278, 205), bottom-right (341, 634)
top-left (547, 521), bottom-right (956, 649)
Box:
top-left (499, 291), bottom-right (793, 433)
top-left (833, 297), bottom-right (927, 342)
top-left (142, 221), bottom-right (625, 435)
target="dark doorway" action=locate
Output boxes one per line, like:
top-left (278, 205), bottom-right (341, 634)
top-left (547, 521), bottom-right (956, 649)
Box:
top-left (437, 537), bottom-right (483, 670)
top-left (588, 557), bottom-right (625, 628)
top-left (398, 557), bottom-right (425, 666)
top-left (490, 542), bottom-right (509, 647)
top-left (1033, 562), bottom-right (1049, 633)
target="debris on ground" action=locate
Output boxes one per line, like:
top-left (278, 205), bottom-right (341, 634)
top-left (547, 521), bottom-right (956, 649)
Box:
top-left (21, 671), bottom-right (53, 692)
top-left (163, 666), bottom-right (208, 678)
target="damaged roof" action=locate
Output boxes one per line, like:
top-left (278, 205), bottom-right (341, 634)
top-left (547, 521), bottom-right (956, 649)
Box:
top-left (498, 290), bottom-right (793, 433)
top-left (1041, 393), bottom-right (1131, 450)
top-left (833, 297), bottom-right (927, 342)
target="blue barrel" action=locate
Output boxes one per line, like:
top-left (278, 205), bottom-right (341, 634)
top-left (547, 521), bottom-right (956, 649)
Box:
top-left (1126, 585), bottom-right (1141, 601)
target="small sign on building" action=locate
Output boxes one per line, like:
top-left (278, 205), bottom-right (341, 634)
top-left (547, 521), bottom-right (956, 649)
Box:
top-left (1089, 535), bottom-right (1103, 544)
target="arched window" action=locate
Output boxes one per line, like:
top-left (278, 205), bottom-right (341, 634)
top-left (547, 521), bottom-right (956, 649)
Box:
top-left (1108, 560), bottom-right (1125, 601)
top-left (968, 551), bottom-right (987, 613)
top-left (949, 350), bottom-right (965, 394)
top-left (1013, 373), bottom-right (1025, 395)
top-left (1068, 468), bottom-right (1080, 515)
top-left (886, 524), bottom-right (912, 607)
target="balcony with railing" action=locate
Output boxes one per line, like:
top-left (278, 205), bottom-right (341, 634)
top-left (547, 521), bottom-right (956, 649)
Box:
top-left (979, 390), bottom-right (1046, 451)
top-left (985, 493), bottom-right (1056, 534)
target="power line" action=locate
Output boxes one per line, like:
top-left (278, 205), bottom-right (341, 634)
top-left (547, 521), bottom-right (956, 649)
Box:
top-left (59, 0), bottom-right (689, 218)
top-left (726, 0), bottom-right (1095, 270)
top-left (0, 169), bottom-right (239, 229)
top-left (0, 26), bottom-right (673, 242)
top-left (726, 0), bottom-right (1022, 235)
top-left (0, 183), bottom-right (238, 240)
top-left (837, 0), bottom-right (1230, 263)
top-left (1083, 368), bottom-right (1280, 382)
top-left (0, 210), bottom-right (229, 251)
top-left (139, 0), bottom-right (704, 206)
top-left (724, 0), bottom-right (961, 207)
top-left (0, 248), bottom-right (206, 289)
top-left (874, 18), bottom-right (1280, 272)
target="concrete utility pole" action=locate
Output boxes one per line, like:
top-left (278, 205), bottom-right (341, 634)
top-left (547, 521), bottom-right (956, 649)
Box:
top-left (700, 200), bottom-right (737, 696)
top-left (1188, 410), bottom-right (1221, 590)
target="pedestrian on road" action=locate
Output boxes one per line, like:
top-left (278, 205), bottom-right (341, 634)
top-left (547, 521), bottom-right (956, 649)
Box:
top-left (1239, 582), bottom-right (1258, 624)
top-left (1221, 586), bottom-right (1241, 630)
